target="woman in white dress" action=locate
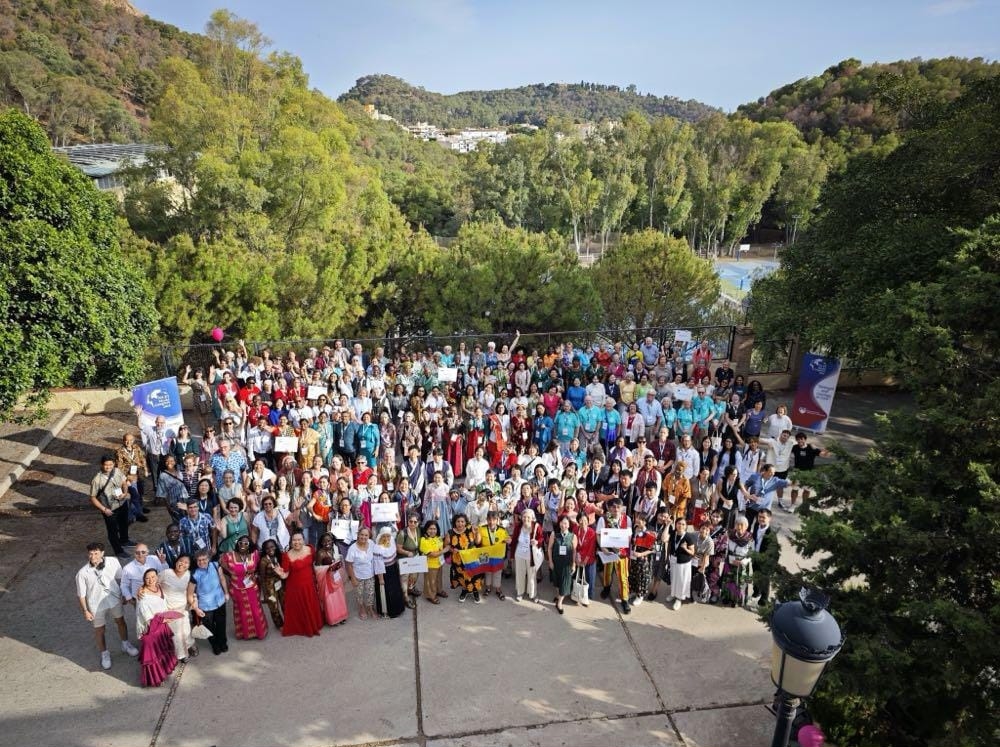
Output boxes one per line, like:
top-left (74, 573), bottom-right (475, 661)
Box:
top-left (154, 554), bottom-right (195, 660)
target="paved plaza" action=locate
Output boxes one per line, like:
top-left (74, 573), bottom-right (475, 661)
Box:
top-left (0, 390), bottom-right (904, 747)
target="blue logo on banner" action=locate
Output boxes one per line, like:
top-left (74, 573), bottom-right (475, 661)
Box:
top-left (132, 377), bottom-right (183, 425)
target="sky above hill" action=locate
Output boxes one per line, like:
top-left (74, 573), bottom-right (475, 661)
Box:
top-left (132, 0), bottom-right (999, 110)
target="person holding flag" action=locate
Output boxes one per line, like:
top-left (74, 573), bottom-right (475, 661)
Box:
top-left (480, 511), bottom-right (511, 600)
top-left (447, 514), bottom-right (485, 603)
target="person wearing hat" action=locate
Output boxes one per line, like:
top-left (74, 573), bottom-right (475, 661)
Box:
top-left (373, 526), bottom-right (407, 618)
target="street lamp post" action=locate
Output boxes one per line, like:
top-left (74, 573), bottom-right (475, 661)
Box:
top-left (769, 588), bottom-right (844, 747)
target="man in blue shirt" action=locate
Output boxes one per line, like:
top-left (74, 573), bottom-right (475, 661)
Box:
top-left (639, 337), bottom-right (659, 367)
top-left (744, 463), bottom-right (791, 523)
top-left (636, 390), bottom-right (664, 443)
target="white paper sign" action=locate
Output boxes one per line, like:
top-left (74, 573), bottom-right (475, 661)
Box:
top-left (674, 329), bottom-right (692, 343)
top-left (597, 550), bottom-right (621, 565)
top-left (330, 519), bottom-right (359, 540)
top-left (275, 436), bottom-right (299, 452)
top-left (371, 503), bottom-right (400, 523)
top-left (438, 367), bottom-right (458, 383)
top-left (674, 386), bottom-right (694, 402)
top-left (739, 243), bottom-right (751, 253)
top-left (600, 527), bottom-right (631, 549)
top-left (307, 385), bottom-right (327, 401)
top-left (399, 556), bottom-right (428, 574)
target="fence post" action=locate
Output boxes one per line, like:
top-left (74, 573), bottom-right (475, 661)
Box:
top-left (732, 325), bottom-right (755, 376)
top-left (787, 336), bottom-right (803, 386)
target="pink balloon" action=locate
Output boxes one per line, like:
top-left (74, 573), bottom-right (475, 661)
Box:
top-left (797, 724), bottom-right (825, 747)
top-left (210, 327), bottom-right (224, 342)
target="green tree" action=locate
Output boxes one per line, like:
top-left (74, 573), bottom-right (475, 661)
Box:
top-left (641, 115), bottom-right (694, 231)
top-left (427, 221), bottom-right (602, 334)
top-left (0, 109), bottom-right (158, 418)
top-left (753, 78), bottom-right (1000, 747)
top-left (591, 229), bottom-right (721, 329)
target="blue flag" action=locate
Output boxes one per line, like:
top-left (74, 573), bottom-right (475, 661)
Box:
top-left (132, 377), bottom-right (184, 435)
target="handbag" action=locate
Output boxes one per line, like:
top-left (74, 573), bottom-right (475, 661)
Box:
top-left (571, 567), bottom-right (590, 606)
top-left (190, 624), bottom-right (213, 639)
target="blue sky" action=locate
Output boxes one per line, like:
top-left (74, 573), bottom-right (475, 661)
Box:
top-left (131, 0), bottom-right (999, 110)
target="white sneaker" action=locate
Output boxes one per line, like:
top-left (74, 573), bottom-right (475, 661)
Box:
top-left (121, 640), bottom-right (139, 657)
top-left (671, 598), bottom-right (682, 611)
top-left (100, 650), bottom-right (112, 670)
top-left (632, 596), bottom-right (643, 607)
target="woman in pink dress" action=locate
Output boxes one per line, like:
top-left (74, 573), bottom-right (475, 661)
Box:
top-left (220, 535), bottom-right (268, 639)
top-left (313, 532), bottom-right (349, 625)
top-left (275, 530), bottom-right (324, 636)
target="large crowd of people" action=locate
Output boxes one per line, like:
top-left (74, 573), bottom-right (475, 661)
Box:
top-left (79, 334), bottom-right (830, 682)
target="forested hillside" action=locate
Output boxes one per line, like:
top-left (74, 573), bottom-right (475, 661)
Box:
top-left (739, 57), bottom-right (1000, 163)
top-left (339, 74), bottom-right (719, 126)
top-left (0, 0), bottom-right (203, 144)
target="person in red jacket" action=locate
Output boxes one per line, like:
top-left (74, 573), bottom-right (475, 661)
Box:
top-left (574, 511), bottom-right (597, 603)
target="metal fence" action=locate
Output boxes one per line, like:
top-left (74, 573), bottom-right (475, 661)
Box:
top-left (156, 325), bottom-right (737, 378)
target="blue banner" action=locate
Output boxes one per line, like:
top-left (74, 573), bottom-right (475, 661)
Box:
top-left (132, 377), bottom-right (184, 434)
top-left (791, 354), bottom-right (842, 434)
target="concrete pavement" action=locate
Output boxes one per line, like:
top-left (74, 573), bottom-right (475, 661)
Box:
top-left (0, 390), bottom-right (910, 747)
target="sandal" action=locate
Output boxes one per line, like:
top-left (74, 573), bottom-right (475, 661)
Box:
top-left (428, 597), bottom-right (440, 605)
top-left (360, 612), bottom-right (368, 620)
top-left (497, 590), bottom-right (505, 601)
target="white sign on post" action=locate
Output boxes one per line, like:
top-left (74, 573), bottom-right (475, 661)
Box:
top-left (399, 556), bottom-right (428, 574)
top-left (739, 243), bottom-right (751, 253)
top-left (274, 436), bottom-right (299, 453)
top-left (674, 329), bottom-right (692, 343)
top-left (438, 367), bottom-right (458, 383)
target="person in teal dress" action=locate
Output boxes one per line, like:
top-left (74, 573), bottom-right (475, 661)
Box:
top-left (355, 412), bottom-right (380, 465)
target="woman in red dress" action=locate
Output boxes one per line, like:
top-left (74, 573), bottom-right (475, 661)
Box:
top-left (444, 405), bottom-right (465, 477)
top-left (465, 406), bottom-right (486, 465)
top-left (510, 404), bottom-right (532, 455)
top-left (274, 530), bottom-right (323, 637)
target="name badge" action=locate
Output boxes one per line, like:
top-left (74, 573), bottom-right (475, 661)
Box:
top-left (558, 545), bottom-right (567, 556)
top-left (129, 465), bottom-right (138, 475)
top-left (112, 487), bottom-right (123, 498)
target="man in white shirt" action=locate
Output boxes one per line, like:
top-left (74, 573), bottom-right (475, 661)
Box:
top-left (137, 412), bottom-right (171, 488)
top-left (247, 417), bottom-right (275, 469)
top-left (676, 434), bottom-right (699, 481)
top-left (76, 542), bottom-right (139, 670)
top-left (120, 544), bottom-right (166, 604)
top-left (759, 429), bottom-right (794, 506)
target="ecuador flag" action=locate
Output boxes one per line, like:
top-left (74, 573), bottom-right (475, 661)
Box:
top-left (457, 542), bottom-right (507, 579)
